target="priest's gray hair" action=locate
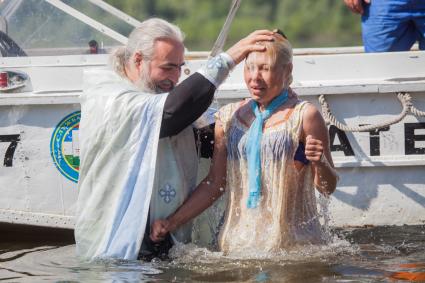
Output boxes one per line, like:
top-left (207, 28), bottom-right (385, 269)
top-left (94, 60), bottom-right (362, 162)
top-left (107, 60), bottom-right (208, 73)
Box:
top-left (110, 18), bottom-right (184, 78)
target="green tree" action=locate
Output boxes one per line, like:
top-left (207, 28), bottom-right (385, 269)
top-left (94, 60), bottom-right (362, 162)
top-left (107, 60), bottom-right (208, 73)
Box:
top-left (104, 0), bottom-right (362, 51)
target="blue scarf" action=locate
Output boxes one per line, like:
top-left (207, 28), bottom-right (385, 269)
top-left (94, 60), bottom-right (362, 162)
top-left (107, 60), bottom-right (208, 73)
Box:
top-left (246, 90), bottom-right (289, 208)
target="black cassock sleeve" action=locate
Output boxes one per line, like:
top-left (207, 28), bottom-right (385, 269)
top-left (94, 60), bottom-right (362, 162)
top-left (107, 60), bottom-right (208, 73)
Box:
top-left (159, 72), bottom-right (216, 138)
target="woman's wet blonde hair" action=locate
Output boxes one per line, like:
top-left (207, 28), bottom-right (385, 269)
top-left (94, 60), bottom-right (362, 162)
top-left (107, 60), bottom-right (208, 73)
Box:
top-left (255, 34), bottom-right (293, 87)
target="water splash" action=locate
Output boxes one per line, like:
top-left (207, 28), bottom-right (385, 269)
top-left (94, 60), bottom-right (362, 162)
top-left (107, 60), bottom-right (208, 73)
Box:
top-left (1, 226), bottom-right (423, 282)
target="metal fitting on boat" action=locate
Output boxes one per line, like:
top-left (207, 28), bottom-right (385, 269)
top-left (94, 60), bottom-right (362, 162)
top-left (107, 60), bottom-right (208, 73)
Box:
top-left (0, 71), bottom-right (8, 88)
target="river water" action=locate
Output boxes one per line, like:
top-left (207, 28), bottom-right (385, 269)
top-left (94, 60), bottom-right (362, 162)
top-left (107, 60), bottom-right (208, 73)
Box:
top-left (1, 224), bottom-right (424, 282)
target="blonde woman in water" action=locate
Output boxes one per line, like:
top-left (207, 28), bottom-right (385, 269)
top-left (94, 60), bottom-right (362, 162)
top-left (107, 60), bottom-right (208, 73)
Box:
top-left (150, 31), bottom-right (338, 255)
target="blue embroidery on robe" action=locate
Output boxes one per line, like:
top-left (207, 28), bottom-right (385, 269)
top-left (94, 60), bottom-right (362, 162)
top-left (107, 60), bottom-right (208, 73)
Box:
top-left (207, 56), bottom-right (223, 69)
top-left (159, 183), bottom-right (176, 203)
top-left (201, 54), bottom-right (229, 86)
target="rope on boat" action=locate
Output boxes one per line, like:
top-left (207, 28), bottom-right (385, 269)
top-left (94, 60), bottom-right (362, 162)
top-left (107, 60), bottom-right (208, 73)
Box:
top-left (409, 95), bottom-right (425, 117)
top-left (319, 92), bottom-right (415, 132)
top-left (210, 0), bottom-right (242, 57)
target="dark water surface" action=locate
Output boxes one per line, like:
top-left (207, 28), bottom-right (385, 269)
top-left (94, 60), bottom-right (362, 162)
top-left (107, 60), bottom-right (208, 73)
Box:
top-left (0, 224), bottom-right (424, 282)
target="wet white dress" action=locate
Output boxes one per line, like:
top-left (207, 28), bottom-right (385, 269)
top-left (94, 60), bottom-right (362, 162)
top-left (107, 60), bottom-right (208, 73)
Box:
top-left (217, 100), bottom-right (324, 255)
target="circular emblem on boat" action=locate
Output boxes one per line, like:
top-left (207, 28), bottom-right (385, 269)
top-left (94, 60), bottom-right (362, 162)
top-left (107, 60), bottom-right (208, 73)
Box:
top-left (50, 111), bottom-right (81, 183)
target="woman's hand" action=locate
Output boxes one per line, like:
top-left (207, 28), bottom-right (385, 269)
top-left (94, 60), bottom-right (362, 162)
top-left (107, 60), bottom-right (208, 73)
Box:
top-left (305, 135), bottom-right (324, 163)
top-left (150, 219), bottom-right (171, 242)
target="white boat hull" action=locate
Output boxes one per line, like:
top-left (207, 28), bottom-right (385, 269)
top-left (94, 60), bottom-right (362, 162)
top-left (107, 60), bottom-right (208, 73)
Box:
top-left (1, 50), bottom-right (424, 229)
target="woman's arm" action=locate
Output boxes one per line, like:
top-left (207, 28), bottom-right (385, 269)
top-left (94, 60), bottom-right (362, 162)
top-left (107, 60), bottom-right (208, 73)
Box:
top-left (150, 121), bottom-right (227, 241)
top-left (302, 104), bottom-right (338, 195)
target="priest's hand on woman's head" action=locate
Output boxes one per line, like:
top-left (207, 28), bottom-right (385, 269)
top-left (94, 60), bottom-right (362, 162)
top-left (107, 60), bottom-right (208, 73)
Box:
top-left (226, 30), bottom-right (275, 65)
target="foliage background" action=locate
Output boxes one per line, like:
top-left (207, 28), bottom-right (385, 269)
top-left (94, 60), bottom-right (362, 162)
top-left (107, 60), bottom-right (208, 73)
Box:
top-left (1, 0), bottom-right (362, 51)
top-left (104, 0), bottom-right (363, 51)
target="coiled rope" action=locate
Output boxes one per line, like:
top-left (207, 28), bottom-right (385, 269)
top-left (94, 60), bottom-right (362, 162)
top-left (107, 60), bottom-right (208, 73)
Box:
top-left (319, 92), bottom-right (424, 132)
top-left (409, 95), bottom-right (425, 117)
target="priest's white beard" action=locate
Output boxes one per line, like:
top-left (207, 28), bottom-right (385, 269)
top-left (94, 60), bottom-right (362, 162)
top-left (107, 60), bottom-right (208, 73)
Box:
top-left (135, 62), bottom-right (175, 94)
